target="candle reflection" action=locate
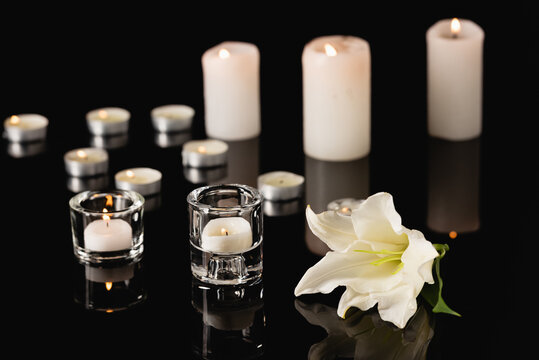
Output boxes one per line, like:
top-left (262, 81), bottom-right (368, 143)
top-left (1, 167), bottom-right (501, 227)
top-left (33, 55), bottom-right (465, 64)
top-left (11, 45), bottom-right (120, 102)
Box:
top-left (190, 279), bottom-right (265, 359)
top-left (210, 137), bottom-right (259, 187)
top-left (5, 140), bottom-right (46, 158)
top-left (90, 134), bottom-right (128, 149)
top-left (427, 138), bottom-right (481, 237)
top-left (73, 258), bottom-right (146, 312)
top-left (304, 156), bottom-right (370, 255)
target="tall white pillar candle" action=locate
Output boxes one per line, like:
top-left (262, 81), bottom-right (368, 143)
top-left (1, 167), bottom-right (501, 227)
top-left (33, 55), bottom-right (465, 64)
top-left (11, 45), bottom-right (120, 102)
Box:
top-left (302, 35), bottom-right (371, 161)
top-left (426, 18), bottom-right (484, 140)
top-left (201, 41), bottom-right (261, 140)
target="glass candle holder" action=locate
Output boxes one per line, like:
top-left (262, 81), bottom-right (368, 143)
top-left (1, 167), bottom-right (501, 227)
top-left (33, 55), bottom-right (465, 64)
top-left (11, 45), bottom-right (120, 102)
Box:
top-left (69, 190), bottom-right (144, 263)
top-left (187, 184), bottom-right (263, 285)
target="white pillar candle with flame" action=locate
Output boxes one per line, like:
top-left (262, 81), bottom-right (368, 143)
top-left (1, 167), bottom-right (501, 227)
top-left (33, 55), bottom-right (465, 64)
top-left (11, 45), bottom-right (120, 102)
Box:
top-left (201, 217), bottom-right (252, 253)
top-left (86, 107), bottom-right (131, 136)
top-left (302, 35), bottom-right (371, 161)
top-left (115, 167), bottom-right (162, 196)
top-left (427, 18), bottom-right (484, 140)
top-left (201, 41), bottom-right (260, 140)
top-left (84, 209), bottom-right (133, 252)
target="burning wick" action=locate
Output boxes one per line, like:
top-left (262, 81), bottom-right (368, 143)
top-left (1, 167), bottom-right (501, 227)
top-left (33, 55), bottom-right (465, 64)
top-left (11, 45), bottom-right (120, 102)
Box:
top-left (219, 48), bottom-right (230, 59)
top-left (9, 115), bottom-right (20, 125)
top-left (220, 228), bottom-right (229, 236)
top-left (451, 18), bottom-right (461, 38)
top-left (197, 146), bottom-right (207, 154)
top-left (324, 43), bottom-right (337, 57)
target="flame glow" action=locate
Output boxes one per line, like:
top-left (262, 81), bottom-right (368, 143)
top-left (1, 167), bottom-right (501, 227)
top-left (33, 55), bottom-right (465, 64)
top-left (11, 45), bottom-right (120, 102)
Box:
top-left (451, 18), bottom-right (461, 36)
top-left (98, 110), bottom-right (108, 119)
top-left (220, 228), bottom-right (229, 236)
top-left (105, 195), bottom-right (113, 208)
top-left (9, 115), bottom-right (20, 125)
top-left (324, 43), bottom-right (337, 57)
top-left (105, 281), bottom-right (113, 291)
top-left (197, 146), bottom-right (207, 154)
top-left (218, 48), bottom-right (230, 59)
top-left (76, 150), bottom-right (88, 159)
top-left (126, 170), bottom-right (135, 178)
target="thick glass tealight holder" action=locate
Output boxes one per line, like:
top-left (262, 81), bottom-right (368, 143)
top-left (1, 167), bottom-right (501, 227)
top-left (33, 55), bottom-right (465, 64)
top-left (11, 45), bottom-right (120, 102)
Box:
top-left (187, 184), bottom-right (263, 285)
top-left (69, 190), bottom-right (144, 264)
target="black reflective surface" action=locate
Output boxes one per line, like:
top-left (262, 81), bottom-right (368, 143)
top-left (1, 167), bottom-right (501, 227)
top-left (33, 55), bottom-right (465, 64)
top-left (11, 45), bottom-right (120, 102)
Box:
top-left (2, 3), bottom-right (535, 359)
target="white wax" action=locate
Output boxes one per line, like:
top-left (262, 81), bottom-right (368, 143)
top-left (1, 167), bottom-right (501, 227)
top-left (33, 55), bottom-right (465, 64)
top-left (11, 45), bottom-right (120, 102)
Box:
top-left (302, 35), bottom-right (371, 161)
top-left (3, 114), bottom-right (48, 142)
top-left (84, 218), bottom-right (132, 252)
top-left (257, 171), bottom-right (305, 201)
top-left (115, 167), bottom-right (162, 196)
top-left (202, 41), bottom-right (261, 140)
top-left (151, 104), bottom-right (195, 132)
top-left (86, 107), bottom-right (131, 136)
top-left (201, 217), bottom-right (252, 253)
top-left (427, 19), bottom-right (484, 140)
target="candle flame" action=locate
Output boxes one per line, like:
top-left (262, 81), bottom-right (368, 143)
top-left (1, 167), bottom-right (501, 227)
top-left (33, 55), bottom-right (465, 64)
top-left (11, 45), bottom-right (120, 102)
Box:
top-left (76, 150), bottom-right (88, 159)
top-left (450, 18), bottom-right (461, 36)
top-left (449, 231), bottom-right (458, 239)
top-left (197, 146), bottom-right (207, 154)
top-left (9, 115), bottom-right (20, 125)
top-left (102, 208), bottom-right (111, 222)
top-left (105, 195), bottom-right (113, 208)
top-left (218, 48), bottom-right (230, 59)
top-left (98, 110), bottom-right (108, 119)
top-left (324, 43), bottom-right (337, 57)
top-left (340, 207), bottom-right (351, 215)
top-left (220, 228), bottom-right (229, 236)
top-left (105, 281), bottom-right (113, 291)
top-left (126, 170), bottom-right (135, 178)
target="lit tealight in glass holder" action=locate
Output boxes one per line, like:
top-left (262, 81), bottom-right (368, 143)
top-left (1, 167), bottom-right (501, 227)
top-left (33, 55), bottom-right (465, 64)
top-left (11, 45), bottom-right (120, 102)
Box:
top-left (69, 190), bottom-right (144, 264)
top-left (187, 184), bottom-right (263, 286)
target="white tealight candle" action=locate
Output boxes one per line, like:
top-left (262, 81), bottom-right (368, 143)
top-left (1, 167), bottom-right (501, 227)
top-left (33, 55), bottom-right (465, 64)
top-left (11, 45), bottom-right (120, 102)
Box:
top-left (302, 35), bottom-right (371, 161)
top-left (257, 171), bottom-right (305, 201)
top-left (86, 107), bottom-right (131, 136)
top-left (115, 167), bottom-right (162, 196)
top-left (182, 139), bottom-right (228, 168)
top-left (3, 114), bottom-right (48, 142)
top-left (84, 211), bottom-right (133, 252)
top-left (202, 41), bottom-right (261, 140)
top-left (151, 104), bottom-right (195, 133)
top-left (427, 18), bottom-right (484, 140)
top-left (201, 217), bottom-right (252, 253)
top-left (64, 147), bottom-right (108, 177)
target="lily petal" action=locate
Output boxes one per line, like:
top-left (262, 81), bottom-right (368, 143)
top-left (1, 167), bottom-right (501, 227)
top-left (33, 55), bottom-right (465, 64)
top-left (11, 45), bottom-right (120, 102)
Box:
top-left (401, 229), bottom-right (439, 285)
top-left (338, 285), bottom-right (418, 329)
top-left (306, 205), bottom-right (358, 252)
top-left (351, 192), bottom-right (408, 251)
top-left (294, 250), bottom-right (403, 297)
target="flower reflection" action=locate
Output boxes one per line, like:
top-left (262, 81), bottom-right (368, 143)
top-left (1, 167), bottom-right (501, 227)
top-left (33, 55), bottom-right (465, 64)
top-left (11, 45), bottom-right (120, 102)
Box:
top-left (295, 300), bottom-right (434, 359)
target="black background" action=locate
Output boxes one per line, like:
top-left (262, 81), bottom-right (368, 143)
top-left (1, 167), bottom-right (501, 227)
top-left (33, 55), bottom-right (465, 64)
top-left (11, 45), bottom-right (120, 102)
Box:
top-left (1, 2), bottom-right (536, 358)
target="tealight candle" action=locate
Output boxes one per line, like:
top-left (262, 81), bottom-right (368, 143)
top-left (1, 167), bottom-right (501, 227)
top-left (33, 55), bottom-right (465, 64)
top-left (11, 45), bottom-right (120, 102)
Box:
top-left (302, 35), bottom-right (371, 161)
top-left (201, 217), bottom-right (253, 253)
top-left (182, 139), bottom-right (228, 168)
top-left (426, 18), bottom-right (484, 140)
top-left (151, 104), bottom-right (195, 133)
top-left (86, 107), bottom-right (131, 136)
top-left (64, 147), bottom-right (108, 177)
top-left (84, 210), bottom-right (133, 252)
top-left (3, 114), bottom-right (48, 142)
top-left (202, 41), bottom-right (261, 140)
top-left (69, 190), bottom-right (144, 263)
top-left (257, 171), bottom-right (305, 201)
top-left (115, 167), bottom-right (162, 196)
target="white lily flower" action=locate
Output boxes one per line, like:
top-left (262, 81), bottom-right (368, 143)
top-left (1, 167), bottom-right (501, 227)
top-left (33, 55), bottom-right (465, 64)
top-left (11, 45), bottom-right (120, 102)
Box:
top-left (295, 192), bottom-right (439, 329)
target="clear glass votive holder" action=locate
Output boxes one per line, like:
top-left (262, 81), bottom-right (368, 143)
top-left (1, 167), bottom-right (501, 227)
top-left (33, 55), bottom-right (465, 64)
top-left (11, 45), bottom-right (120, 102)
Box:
top-left (187, 184), bottom-right (263, 285)
top-left (69, 190), bottom-right (144, 264)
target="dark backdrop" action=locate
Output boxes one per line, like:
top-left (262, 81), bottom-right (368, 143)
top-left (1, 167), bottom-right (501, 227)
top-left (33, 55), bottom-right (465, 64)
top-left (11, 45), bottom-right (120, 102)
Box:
top-left (1, 2), bottom-right (536, 359)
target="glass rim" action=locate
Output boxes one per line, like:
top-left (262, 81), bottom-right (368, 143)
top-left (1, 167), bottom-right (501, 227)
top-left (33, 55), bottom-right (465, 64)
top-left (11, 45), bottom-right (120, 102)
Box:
top-left (186, 183), bottom-right (262, 211)
top-left (69, 189), bottom-right (145, 215)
